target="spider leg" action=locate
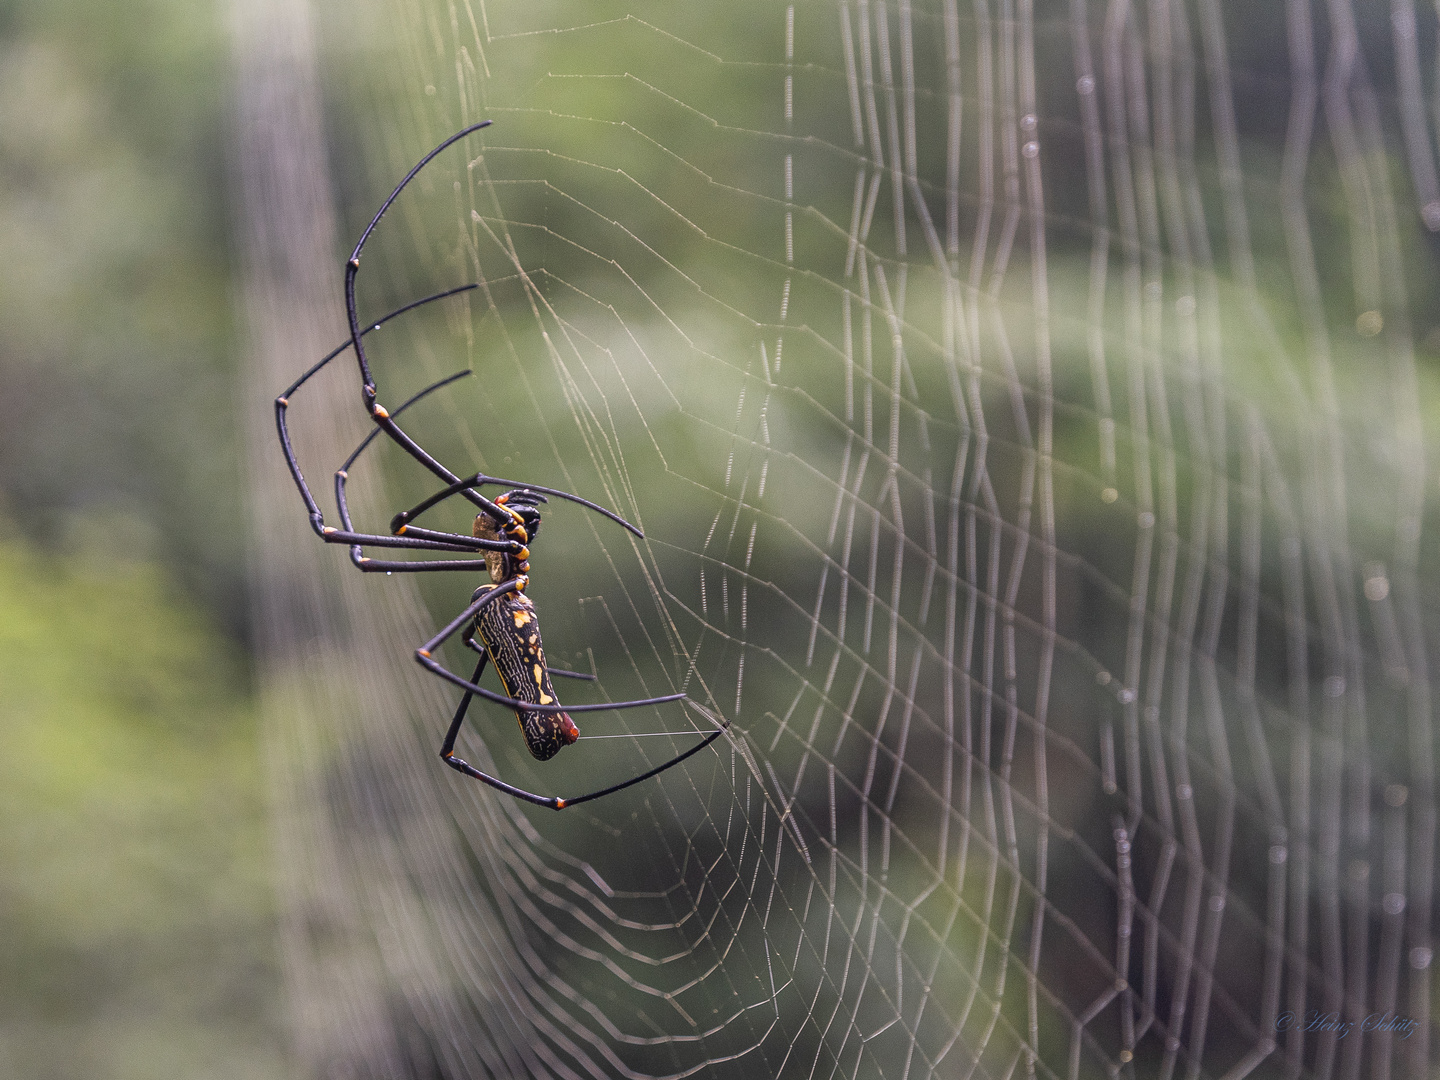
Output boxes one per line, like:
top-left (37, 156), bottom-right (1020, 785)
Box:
top-left (277, 283), bottom-right (483, 541)
top-left (551, 724), bottom-right (729, 810)
top-left (392, 472), bottom-right (644, 539)
top-left (333, 371), bottom-right (546, 552)
top-left (439, 643), bottom-right (727, 812)
top-left (345, 121), bottom-right (492, 399)
top-left (416, 579), bottom-right (687, 716)
top-left (302, 524), bottom-right (510, 575)
top-left (438, 652), bottom-right (567, 809)
top-left (463, 632), bottom-right (592, 680)
top-left (544, 666), bottom-right (597, 682)
top-left (339, 369), bottom-right (470, 476)
top-left (431, 659), bottom-right (687, 715)
top-left (331, 370), bottom-right (530, 571)
top-left (463, 632), bottom-right (594, 681)
top-left (359, 406), bottom-right (510, 522)
top-left (342, 123), bottom-right (506, 523)
top-left (440, 651), bottom-right (487, 765)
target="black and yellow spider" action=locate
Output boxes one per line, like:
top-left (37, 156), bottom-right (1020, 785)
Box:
top-left (275, 123), bottom-right (725, 810)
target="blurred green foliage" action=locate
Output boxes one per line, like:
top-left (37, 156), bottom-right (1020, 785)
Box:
top-left (0, 0), bottom-right (287, 1073)
top-left (0, 534), bottom-right (285, 1078)
top-left (0, 0), bottom-right (240, 631)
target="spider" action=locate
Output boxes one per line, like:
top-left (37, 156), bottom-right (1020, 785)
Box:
top-left (274, 122), bottom-right (726, 810)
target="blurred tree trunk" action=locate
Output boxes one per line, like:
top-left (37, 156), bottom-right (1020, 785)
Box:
top-left (231, 2), bottom-right (398, 1075)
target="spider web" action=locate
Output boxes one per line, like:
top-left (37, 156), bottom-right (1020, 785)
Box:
top-left (237, 1), bottom-right (1437, 1077)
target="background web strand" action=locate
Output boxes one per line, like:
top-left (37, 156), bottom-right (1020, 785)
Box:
top-left (240, 1), bottom-right (1440, 1077)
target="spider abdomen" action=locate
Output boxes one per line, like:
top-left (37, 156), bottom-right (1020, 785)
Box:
top-left (475, 589), bottom-right (580, 761)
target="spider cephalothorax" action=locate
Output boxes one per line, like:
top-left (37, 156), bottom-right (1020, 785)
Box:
top-left (474, 489), bottom-right (546, 586)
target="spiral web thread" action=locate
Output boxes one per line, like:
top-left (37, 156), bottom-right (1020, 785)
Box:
top-left (243, 1), bottom-right (1437, 1077)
